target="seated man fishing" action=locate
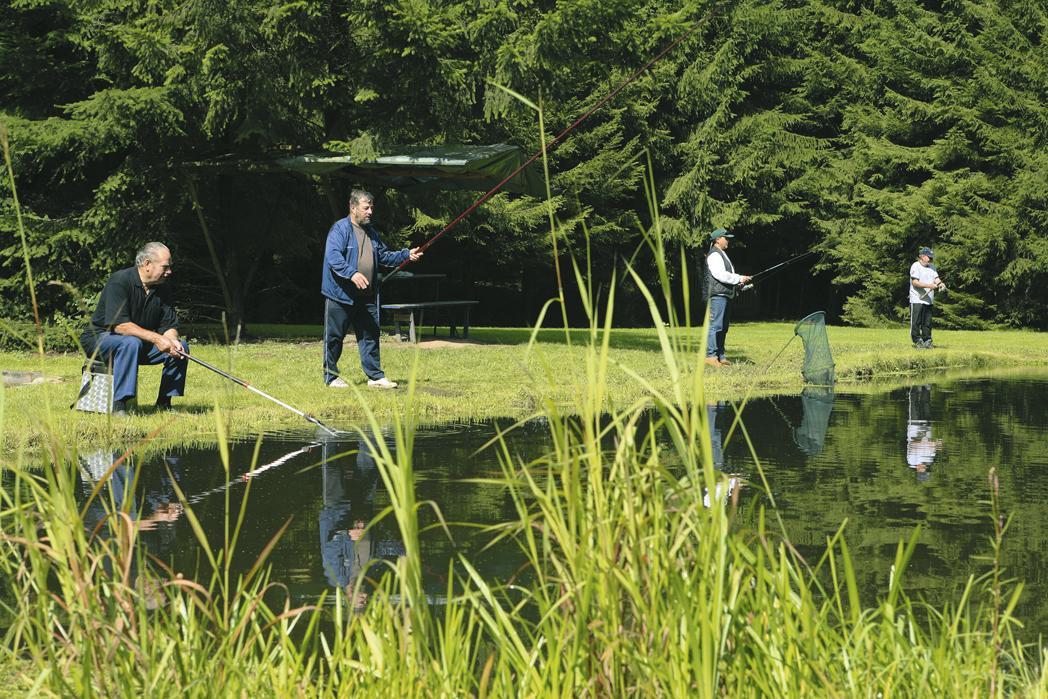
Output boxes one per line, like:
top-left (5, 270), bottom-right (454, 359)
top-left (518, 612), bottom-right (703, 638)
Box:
top-left (79, 242), bottom-right (189, 416)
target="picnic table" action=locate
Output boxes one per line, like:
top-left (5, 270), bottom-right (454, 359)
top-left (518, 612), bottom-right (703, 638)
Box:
top-left (381, 301), bottom-right (479, 343)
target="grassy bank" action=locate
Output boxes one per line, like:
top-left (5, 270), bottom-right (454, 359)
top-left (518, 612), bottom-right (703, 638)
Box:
top-left (2, 314), bottom-right (1047, 695)
top-left (3, 322), bottom-right (1048, 454)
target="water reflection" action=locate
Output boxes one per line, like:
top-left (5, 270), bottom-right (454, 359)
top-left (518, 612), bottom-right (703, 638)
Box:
top-left (77, 449), bottom-right (187, 609)
top-left (704, 402), bottom-right (741, 507)
top-left (906, 384), bottom-right (940, 481)
top-left (706, 402), bottom-right (728, 469)
top-left (318, 431), bottom-right (403, 610)
top-left (793, 387), bottom-right (834, 457)
top-left (69, 373), bottom-right (1048, 638)
top-left (78, 449), bottom-right (186, 548)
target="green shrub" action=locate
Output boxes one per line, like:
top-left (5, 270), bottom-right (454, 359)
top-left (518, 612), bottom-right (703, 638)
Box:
top-left (0, 317), bottom-right (83, 353)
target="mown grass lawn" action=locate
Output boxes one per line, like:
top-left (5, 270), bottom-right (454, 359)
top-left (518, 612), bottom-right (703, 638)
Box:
top-left (3, 321), bottom-right (1047, 454)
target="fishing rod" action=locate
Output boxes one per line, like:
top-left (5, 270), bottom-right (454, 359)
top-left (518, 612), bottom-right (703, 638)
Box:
top-left (178, 351), bottom-right (339, 436)
top-left (750, 250), bottom-right (817, 282)
top-left (387, 8), bottom-right (720, 279)
top-left (740, 250), bottom-right (817, 291)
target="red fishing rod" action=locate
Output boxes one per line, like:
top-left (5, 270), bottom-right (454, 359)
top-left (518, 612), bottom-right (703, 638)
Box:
top-left (388, 8), bottom-right (720, 277)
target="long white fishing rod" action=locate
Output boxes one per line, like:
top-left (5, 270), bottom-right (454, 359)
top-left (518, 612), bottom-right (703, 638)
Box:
top-left (177, 350), bottom-right (340, 436)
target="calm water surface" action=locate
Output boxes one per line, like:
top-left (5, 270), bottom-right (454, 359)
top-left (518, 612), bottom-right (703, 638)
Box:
top-left (77, 373), bottom-right (1048, 632)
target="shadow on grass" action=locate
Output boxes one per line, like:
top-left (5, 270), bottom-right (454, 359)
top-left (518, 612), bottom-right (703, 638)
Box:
top-left (73, 404), bottom-right (218, 418)
top-left (183, 322), bottom-right (700, 352)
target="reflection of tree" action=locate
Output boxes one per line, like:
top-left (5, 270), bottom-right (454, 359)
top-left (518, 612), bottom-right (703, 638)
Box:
top-left (735, 378), bottom-right (1048, 641)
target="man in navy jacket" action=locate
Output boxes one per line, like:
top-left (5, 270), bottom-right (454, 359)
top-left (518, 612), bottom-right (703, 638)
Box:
top-left (322, 189), bottom-right (421, 388)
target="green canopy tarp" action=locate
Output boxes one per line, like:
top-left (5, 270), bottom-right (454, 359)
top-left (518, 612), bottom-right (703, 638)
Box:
top-left (275, 144), bottom-right (545, 197)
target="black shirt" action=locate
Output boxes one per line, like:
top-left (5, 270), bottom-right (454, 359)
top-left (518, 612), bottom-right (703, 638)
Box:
top-left (81, 267), bottom-right (179, 351)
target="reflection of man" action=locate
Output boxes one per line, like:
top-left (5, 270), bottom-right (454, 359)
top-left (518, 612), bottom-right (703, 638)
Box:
top-left (706, 402), bottom-right (726, 469)
top-left (906, 385), bottom-right (940, 480)
top-left (703, 477), bottom-right (740, 509)
top-left (704, 228), bottom-right (752, 367)
top-left (78, 450), bottom-right (185, 536)
top-left (80, 242), bottom-right (189, 416)
top-left (322, 189), bottom-right (422, 389)
top-left (78, 450), bottom-right (135, 536)
top-left (139, 456), bottom-right (186, 542)
top-left (319, 435), bottom-right (380, 610)
top-left (703, 401), bottom-right (743, 507)
top-left (77, 449), bottom-right (184, 602)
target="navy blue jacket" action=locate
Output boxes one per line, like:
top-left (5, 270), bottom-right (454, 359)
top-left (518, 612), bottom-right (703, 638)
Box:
top-left (321, 218), bottom-right (410, 305)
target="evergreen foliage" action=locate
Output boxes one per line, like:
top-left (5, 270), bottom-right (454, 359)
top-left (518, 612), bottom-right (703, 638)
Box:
top-left (2, 0), bottom-right (1046, 328)
top-left (817, 0), bottom-right (1048, 327)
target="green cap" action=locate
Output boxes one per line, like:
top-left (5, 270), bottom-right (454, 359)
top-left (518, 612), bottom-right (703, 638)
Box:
top-left (711, 228), bottom-right (734, 241)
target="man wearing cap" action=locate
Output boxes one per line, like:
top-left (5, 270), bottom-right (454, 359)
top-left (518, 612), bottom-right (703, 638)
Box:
top-left (909, 246), bottom-right (945, 349)
top-left (704, 228), bottom-right (752, 367)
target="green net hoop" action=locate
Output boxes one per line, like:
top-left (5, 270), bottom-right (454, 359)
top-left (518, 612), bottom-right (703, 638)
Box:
top-left (794, 311), bottom-right (835, 385)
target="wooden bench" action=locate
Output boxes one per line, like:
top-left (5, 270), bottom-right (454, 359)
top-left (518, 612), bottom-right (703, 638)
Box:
top-left (382, 301), bottom-right (479, 343)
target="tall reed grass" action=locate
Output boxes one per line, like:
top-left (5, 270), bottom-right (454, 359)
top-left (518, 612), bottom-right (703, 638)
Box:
top-left (2, 117), bottom-right (1047, 697)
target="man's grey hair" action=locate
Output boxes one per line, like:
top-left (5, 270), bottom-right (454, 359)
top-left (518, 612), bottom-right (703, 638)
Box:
top-left (349, 189), bottom-right (374, 208)
top-left (135, 242), bottom-right (169, 267)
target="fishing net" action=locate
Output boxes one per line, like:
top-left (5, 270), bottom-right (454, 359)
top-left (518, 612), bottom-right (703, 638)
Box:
top-left (793, 386), bottom-right (835, 456)
top-left (794, 311), bottom-right (835, 385)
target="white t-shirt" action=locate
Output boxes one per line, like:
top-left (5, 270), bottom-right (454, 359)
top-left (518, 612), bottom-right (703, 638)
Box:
top-left (909, 261), bottom-right (939, 305)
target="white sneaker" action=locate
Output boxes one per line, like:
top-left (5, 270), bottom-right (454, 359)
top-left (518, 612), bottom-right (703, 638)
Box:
top-left (328, 377), bottom-right (350, 388)
top-left (367, 377), bottom-right (398, 389)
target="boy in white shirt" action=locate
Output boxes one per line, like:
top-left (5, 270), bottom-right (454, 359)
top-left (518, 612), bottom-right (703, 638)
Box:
top-left (909, 246), bottom-right (944, 349)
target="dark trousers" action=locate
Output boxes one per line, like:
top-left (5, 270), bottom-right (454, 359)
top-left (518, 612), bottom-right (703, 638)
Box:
top-left (910, 303), bottom-right (933, 343)
top-left (324, 297), bottom-right (383, 384)
top-left (706, 295), bottom-right (731, 359)
top-left (85, 333), bottom-right (189, 403)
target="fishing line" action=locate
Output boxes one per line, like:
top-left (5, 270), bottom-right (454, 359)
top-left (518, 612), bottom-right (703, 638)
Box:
top-left (388, 6), bottom-right (722, 277)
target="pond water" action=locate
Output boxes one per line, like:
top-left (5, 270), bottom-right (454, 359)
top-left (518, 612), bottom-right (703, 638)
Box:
top-left (76, 372), bottom-right (1048, 633)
